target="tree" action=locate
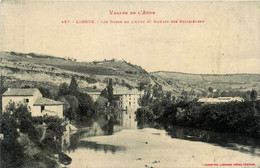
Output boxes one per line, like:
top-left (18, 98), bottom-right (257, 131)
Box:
top-left (58, 83), bottom-right (70, 96)
top-left (243, 91), bottom-right (251, 101)
top-left (161, 92), bottom-right (172, 107)
top-left (41, 115), bottom-right (65, 153)
top-left (58, 95), bottom-right (79, 121)
top-left (0, 102), bottom-right (35, 168)
top-left (69, 76), bottom-right (78, 95)
top-left (138, 82), bottom-right (148, 91)
top-left (64, 95), bottom-right (78, 121)
top-left (152, 84), bottom-right (163, 98)
top-left (208, 87), bottom-right (213, 93)
top-left (139, 85), bottom-right (152, 106)
top-left (107, 78), bottom-right (114, 106)
top-left (0, 75), bottom-right (5, 89)
top-left (22, 85), bottom-right (31, 88)
top-left (3, 102), bottom-right (37, 137)
top-left (93, 97), bottom-right (108, 118)
top-left (57, 96), bottom-right (71, 119)
top-left (76, 92), bottom-right (94, 122)
top-left (250, 89), bottom-right (258, 101)
top-left (38, 87), bottom-right (53, 99)
top-left (96, 96), bottom-right (108, 107)
top-left (100, 88), bottom-right (108, 99)
top-left (136, 107), bottom-right (155, 127)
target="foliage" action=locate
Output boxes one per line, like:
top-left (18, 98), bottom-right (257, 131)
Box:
top-left (208, 87), bottom-right (213, 93)
top-left (107, 78), bottom-right (114, 106)
top-left (138, 82), bottom-right (149, 91)
top-left (136, 86), bottom-right (260, 138)
top-left (58, 82), bottom-right (70, 96)
top-left (136, 107), bottom-right (155, 127)
top-left (152, 84), bottom-right (163, 98)
top-left (250, 89), bottom-right (258, 101)
top-left (41, 115), bottom-right (66, 153)
top-left (38, 87), bottom-right (53, 99)
top-left (2, 102), bottom-right (38, 138)
top-left (0, 102), bottom-right (68, 168)
top-left (96, 96), bottom-right (108, 107)
top-left (139, 85), bottom-right (153, 106)
top-left (85, 76), bottom-right (97, 84)
top-left (0, 138), bottom-right (24, 168)
top-left (76, 92), bottom-right (95, 122)
top-left (0, 102), bottom-right (35, 168)
top-left (179, 90), bottom-right (197, 102)
top-left (100, 88), bottom-right (109, 99)
top-left (58, 95), bottom-right (78, 121)
top-left (163, 101), bottom-right (260, 137)
top-left (69, 76), bottom-right (78, 95)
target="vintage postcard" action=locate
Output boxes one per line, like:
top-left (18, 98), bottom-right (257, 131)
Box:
top-left (0, 0), bottom-right (260, 168)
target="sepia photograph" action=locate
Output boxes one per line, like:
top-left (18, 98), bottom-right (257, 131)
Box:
top-left (0, 1), bottom-right (260, 168)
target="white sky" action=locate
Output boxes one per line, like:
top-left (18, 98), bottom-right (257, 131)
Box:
top-left (0, 1), bottom-right (259, 74)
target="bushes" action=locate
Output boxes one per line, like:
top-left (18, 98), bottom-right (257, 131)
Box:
top-left (162, 101), bottom-right (260, 137)
top-left (0, 102), bottom-right (68, 168)
top-left (137, 93), bottom-right (260, 138)
top-left (0, 102), bottom-right (34, 167)
top-left (0, 138), bottom-right (25, 168)
top-left (136, 107), bottom-right (155, 127)
top-left (85, 76), bottom-right (97, 84)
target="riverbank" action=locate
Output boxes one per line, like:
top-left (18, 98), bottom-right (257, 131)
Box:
top-left (66, 128), bottom-right (260, 168)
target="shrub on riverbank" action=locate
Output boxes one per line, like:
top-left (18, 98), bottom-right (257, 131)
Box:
top-left (166, 101), bottom-right (260, 137)
top-left (136, 99), bottom-right (260, 138)
top-left (0, 102), bottom-right (70, 168)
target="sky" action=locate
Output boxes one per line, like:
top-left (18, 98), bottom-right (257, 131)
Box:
top-left (0, 1), bottom-right (259, 74)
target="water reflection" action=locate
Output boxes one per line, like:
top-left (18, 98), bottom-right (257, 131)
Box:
top-left (63, 125), bottom-right (260, 168)
top-left (63, 111), bottom-right (137, 155)
top-left (67, 139), bottom-right (125, 154)
top-left (120, 110), bottom-right (138, 129)
top-left (63, 129), bottom-right (126, 154)
top-left (167, 126), bottom-right (260, 156)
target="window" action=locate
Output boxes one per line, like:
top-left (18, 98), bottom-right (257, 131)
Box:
top-left (41, 106), bottom-right (45, 112)
top-left (129, 102), bottom-right (131, 106)
top-left (25, 99), bottom-right (29, 103)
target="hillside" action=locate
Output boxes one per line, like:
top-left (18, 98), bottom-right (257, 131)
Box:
top-left (1, 51), bottom-right (259, 97)
top-left (151, 71), bottom-right (260, 95)
top-left (0, 51), bottom-right (153, 94)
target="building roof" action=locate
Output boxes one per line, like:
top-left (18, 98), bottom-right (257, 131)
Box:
top-left (79, 88), bottom-right (101, 93)
top-left (198, 97), bottom-right (244, 103)
top-left (34, 97), bottom-right (63, 106)
top-left (114, 89), bottom-right (143, 95)
top-left (2, 88), bottom-right (41, 96)
top-left (85, 92), bottom-right (101, 95)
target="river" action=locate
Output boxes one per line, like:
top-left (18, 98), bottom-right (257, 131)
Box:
top-left (63, 124), bottom-right (260, 168)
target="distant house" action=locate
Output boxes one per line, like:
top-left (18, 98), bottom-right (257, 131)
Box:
top-left (198, 97), bottom-right (244, 104)
top-left (80, 87), bottom-right (144, 128)
top-left (2, 88), bottom-right (63, 118)
top-left (114, 89), bottom-right (144, 129)
top-left (114, 89), bottom-right (143, 112)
